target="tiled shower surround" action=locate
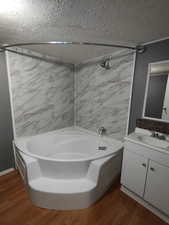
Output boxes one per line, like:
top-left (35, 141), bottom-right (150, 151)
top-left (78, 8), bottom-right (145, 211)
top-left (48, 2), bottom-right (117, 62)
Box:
top-left (75, 51), bottom-right (134, 140)
top-left (7, 48), bottom-right (134, 140)
top-left (6, 48), bottom-right (74, 137)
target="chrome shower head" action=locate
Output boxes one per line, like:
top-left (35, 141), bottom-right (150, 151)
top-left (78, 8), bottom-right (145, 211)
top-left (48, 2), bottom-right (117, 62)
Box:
top-left (100, 59), bottom-right (111, 70)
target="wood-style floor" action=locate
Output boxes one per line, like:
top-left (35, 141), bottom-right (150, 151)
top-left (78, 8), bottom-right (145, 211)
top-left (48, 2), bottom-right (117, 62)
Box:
top-left (0, 170), bottom-right (167, 225)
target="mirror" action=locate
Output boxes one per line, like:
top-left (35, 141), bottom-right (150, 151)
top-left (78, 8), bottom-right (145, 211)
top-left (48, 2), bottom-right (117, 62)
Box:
top-left (143, 60), bottom-right (169, 121)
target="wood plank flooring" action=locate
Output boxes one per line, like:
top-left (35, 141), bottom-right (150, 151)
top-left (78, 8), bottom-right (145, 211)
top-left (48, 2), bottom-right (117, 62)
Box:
top-left (0, 170), bottom-right (167, 225)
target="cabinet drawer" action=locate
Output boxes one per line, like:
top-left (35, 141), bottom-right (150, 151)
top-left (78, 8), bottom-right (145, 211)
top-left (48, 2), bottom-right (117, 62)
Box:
top-left (125, 141), bottom-right (169, 168)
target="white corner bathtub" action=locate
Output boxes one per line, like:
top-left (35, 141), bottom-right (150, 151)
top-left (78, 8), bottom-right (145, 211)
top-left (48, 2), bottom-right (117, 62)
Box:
top-left (14, 127), bottom-right (123, 210)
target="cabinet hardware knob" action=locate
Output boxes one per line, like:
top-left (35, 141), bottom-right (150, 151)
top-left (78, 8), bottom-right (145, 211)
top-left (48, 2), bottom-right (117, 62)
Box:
top-left (142, 163), bottom-right (146, 167)
top-left (150, 167), bottom-right (155, 171)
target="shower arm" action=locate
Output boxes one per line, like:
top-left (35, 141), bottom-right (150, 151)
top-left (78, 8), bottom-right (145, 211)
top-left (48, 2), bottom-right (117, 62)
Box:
top-left (0, 41), bottom-right (145, 53)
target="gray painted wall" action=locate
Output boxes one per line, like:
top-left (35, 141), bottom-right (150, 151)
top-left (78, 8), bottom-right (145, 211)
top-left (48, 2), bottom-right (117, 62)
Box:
top-left (0, 52), bottom-right (14, 171)
top-left (129, 38), bottom-right (169, 132)
top-left (75, 51), bottom-right (134, 140)
top-left (7, 48), bottom-right (74, 137)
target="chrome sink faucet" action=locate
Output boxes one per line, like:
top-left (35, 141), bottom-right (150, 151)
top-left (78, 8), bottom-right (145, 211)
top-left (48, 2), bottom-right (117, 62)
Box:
top-left (151, 131), bottom-right (159, 138)
top-left (151, 131), bottom-right (167, 140)
top-left (97, 127), bottom-right (106, 136)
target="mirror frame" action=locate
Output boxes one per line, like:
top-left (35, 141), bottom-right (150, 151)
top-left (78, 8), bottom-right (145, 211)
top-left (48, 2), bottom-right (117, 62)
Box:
top-left (142, 59), bottom-right (169, 122)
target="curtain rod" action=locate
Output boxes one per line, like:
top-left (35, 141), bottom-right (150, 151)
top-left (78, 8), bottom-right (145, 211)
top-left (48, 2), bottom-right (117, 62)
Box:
top-left (0, 41), bottom-right (145, 53)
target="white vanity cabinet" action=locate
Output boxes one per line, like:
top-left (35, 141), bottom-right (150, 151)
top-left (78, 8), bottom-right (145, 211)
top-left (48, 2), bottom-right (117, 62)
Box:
top-left (121, 140), bottom-right (169, 218)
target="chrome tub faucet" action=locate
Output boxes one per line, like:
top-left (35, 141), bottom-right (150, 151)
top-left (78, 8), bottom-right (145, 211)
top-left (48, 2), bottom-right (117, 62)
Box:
top-left (97, 127), bottom-right (106, 136)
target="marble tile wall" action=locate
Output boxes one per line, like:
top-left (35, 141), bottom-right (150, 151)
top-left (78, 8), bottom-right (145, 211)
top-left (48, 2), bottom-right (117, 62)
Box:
top-left (75, 51), bottom-right (135, 140)
top-left (7, 47), bottom-right (134, 140)
top-left (6, 48), bottom-right (74, 137)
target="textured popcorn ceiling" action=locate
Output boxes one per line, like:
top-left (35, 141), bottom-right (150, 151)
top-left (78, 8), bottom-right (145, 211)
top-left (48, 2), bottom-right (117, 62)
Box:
top-left (0, 0), bottom-right (169, 63)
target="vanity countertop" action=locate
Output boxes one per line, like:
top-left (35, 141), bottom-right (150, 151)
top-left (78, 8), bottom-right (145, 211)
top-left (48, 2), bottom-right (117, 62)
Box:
top-left (125, 129), bottom-right (169, 155)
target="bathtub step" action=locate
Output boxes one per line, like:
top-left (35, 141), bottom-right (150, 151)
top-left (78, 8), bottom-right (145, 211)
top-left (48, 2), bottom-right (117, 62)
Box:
top-left (29, 177), bottom-right (96, 194)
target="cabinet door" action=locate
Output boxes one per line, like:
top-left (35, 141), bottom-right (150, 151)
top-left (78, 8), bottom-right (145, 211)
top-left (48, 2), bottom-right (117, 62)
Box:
top-left (121, 150), bottom-right (148, 197)
top-left (144, 160), bottom-right (169, 215)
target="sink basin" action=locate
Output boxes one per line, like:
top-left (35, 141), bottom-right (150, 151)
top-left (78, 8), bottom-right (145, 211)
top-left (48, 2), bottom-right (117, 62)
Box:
top-left (138, 135), bottom-right (169, 149)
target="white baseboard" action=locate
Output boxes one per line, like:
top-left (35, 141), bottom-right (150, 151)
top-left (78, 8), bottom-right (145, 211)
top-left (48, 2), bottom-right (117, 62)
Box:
top-left (0, 168), bottom-right (15, 176)
top-left (121, 185), bottom-right (169, 224)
